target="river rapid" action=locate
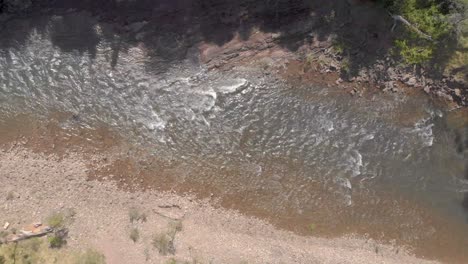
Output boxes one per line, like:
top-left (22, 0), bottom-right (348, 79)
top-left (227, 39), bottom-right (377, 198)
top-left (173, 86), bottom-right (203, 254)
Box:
top-left (1, 11), bottom-right (467, 263)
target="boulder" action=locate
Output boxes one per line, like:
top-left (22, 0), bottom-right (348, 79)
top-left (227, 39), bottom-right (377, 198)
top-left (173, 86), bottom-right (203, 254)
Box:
top-left (406, 77), bottom-right (418, 86)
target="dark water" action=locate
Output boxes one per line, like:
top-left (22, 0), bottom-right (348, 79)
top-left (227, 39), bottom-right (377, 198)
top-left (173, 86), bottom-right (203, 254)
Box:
top-left (1, 12), bottom-right (467, 262)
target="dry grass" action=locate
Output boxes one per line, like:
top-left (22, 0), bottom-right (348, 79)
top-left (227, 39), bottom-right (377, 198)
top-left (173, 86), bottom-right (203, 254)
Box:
top-left (46, 212), bottom-right (65, 228)
top-left (130, 228), bottom-right (140, 243)
top-left (152, 220), bottom-right (183, 255)
top-left (129, 207), bottom-right (147, 223)
top-left (152, 233), bottom-right (175, 255)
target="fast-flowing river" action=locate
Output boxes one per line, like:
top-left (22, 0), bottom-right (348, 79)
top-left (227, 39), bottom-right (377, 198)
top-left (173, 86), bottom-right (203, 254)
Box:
top-left (1, 12), bottom-right (467, 263)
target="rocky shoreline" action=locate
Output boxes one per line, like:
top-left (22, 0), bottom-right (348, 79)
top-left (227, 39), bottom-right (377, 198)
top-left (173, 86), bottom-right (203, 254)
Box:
top-left (0, 146), bottom-right (441, 264)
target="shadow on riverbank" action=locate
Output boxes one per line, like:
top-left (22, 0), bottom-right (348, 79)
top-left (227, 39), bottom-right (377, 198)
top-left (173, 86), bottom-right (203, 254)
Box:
top-left (0, 0), bottom-right (401, 74)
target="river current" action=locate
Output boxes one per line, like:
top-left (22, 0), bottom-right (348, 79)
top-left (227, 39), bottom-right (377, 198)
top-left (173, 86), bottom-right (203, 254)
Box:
top-left (1, 12), bottom-right (467, 262)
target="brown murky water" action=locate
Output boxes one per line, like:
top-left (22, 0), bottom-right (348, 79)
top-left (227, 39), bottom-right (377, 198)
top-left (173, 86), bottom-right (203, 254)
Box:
top-left (1, 12), bottom-right (468, 263)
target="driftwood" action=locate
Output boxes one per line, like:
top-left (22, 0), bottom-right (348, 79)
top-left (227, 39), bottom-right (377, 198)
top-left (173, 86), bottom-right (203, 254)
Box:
top-left (0, 224), bottom-right (53, 244)
top-left (8, 228), bottom-right (53, 243)
top-left (390, 13), bottom-right (433, 41)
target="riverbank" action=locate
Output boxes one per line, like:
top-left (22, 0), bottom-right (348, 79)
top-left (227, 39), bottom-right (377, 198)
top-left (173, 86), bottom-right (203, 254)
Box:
top-left (0, 146), bottom-right (439, 264)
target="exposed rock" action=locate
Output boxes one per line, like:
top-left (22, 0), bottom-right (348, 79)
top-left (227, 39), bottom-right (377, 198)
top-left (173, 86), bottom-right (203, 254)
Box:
top-left (383, 81), bottom-right (394, 92)
top-left (424, 86), bottom-right (431, 94)
top-left (406, 77), bottom-right (418, 87)
top-left (437, 91), bottom-right (453, 101)
top-left (217, 78), bottom-right (250, 94)
top-left (387, 67), bottom-right (397, 80)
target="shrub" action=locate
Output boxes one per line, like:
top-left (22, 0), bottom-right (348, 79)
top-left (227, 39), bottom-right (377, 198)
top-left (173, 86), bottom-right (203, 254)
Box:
top-left (168, 220), bottom-right (183, 236)
top-left (166, 258), bottom-right (177, 264)
top-left (152, 233), bottom-right (175, 255)
top-left (130, 228), bottom-right (140, 243)
top-left (46, 212), bottom-right (65, 228)
top-left (5, 191), bottom-right (15, 201)
top-left (129, 207), bottom-right (147, 223)
top-left (48, 235), bottom-right (66, 248)
top-left (378, 0), bottom-right (455, 65)
top-left (395, 39), bottom-right (434, 64)
top-left (308, 223), bottom-right (317, 232)
top-left (48, 228), bottom-right (68, 248)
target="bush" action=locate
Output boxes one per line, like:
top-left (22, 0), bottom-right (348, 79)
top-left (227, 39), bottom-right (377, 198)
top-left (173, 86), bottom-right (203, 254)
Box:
top-left (168, 220), bottom-right (183, 235)
top-left (48, 235), bottom-right (66, 248)
top-left (395, 39), bottom-right (434, 64)
top-left (129, 207), bottom-right (147, 223)
top-left (5, 191), bottom-right (15, 201)
top-left (130, 228), bottom-right (140, 243)
top-left (152, 233), bottom-right (175, 255)
top-left (379, 0), bottom-right (455, 65)
top-left (48, 228), bottom-right (68, 248)
top-left (46, 212), bottom-right (65, 228)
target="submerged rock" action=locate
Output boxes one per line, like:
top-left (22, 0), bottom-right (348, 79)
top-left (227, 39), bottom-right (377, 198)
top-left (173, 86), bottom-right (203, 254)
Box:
top-left (216, 78), bottom-right (250, 94)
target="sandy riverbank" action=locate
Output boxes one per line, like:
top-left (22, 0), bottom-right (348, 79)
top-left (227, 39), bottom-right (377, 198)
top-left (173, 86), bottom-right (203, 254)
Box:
top-left (0, 147), bottom-right (439, 264)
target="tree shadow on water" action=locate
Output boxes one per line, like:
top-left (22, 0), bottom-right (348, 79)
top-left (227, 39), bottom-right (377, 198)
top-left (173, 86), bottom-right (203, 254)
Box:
top-left (0, 0), bottom-right (456, 79)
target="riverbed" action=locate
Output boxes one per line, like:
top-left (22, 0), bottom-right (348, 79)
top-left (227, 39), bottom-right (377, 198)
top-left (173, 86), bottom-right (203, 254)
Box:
top-left (1, 11), bottom-right (467, 263)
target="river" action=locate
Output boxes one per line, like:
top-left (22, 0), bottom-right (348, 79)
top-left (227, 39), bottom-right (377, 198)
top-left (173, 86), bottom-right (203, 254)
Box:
top-left (1, 11), bottom-right (467, 263)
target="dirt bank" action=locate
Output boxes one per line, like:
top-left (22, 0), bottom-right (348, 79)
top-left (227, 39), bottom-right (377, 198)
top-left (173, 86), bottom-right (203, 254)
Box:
top-left (0, 147), bottom-right (439, 264)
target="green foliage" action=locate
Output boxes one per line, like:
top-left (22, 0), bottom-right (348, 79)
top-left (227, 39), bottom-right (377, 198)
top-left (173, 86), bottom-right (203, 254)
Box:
top-left (332, 40), bottom-right (347, 55)
top-left (23, 238), bottom-right (42, 252)
top-left (308, 223), bottom-right (317, 232)
top-left (395, 39), bottom-right (434, 64)
top-left (129, 228), bottom-right (140, 243)
top-left (47, 213), bottom-right (65, 229)
top-left (48, 235), bottom-right (66, 248)
top-left (74, 249), bottom-right (106, 264)
top-left (166, 258), bottom-right (178, 264)
top-left (0, 238), bottom-right (47, 264)
top-left (379, 0), bottom-right (455, 65)
top-left (340, 58), bottom-right (351, 75)
top-left (0, 238), bottom-right (104, 264)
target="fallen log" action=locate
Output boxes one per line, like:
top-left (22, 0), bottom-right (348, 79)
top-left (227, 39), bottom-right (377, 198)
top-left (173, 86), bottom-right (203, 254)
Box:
top-left (0, 224), bottom-right (53, 244)
top-left (7, 227), bottom-right (53, 243)
top-left (390, 13), bottom-right (433, 41)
